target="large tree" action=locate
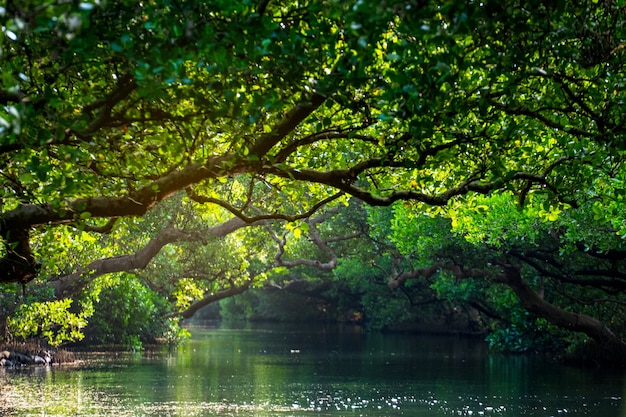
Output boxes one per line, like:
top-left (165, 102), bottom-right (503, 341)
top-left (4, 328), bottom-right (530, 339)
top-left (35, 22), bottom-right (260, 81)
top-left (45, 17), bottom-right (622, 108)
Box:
top-left (2, 0), bottom-right (626, 350)
top-left (382, 191), bottom-right (626, 361)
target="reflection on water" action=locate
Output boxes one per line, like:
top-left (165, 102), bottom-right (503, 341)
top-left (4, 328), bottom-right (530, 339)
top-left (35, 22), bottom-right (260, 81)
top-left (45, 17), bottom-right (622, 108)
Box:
top-left (1, 322), bottom-right (625, 416)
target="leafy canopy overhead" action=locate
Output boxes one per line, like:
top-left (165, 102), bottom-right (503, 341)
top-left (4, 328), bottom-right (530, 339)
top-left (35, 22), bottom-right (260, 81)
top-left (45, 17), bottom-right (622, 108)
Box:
top-left (1, 0), bottom-right (625, 284)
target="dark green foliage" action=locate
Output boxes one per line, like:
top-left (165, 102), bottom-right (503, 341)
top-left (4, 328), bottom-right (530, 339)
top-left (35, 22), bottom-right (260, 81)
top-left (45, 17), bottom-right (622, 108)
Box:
top-left (219, 289), bottom-right (335, 323)
top-left (486, 311), bottom-right (568, 354)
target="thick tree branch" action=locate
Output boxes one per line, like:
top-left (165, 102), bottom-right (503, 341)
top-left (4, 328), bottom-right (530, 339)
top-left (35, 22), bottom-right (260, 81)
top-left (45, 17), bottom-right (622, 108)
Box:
top-left (48, 217), bottom-right (253, 298)
top-left (0, 92), bottom-right (331, 284)
top-left (0, 228), bottom-right (40, 283)
top-left (266, 160), bottom-right (573, 207)
top-left (2, 160), bottom-right (223, 230)
top-left (0, 162), bottom-right (220, 283)
top-left (177, 278), bottom-right (254, 319)
top-left (186, 188), bottom-right (345, 224)
top-left (497, 264), bottom-right (626, 356)
top-left (265, 165), bottom-right (491, 206)
top-left (250, 91), bottom-right (326, 158)
top-left (391, 260), bottom-right (626, 356)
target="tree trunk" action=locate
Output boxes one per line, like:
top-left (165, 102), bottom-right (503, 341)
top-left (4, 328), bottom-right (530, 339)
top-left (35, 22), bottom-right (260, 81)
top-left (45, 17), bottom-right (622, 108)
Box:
top-left (500, 265), bottom-right (626, 361)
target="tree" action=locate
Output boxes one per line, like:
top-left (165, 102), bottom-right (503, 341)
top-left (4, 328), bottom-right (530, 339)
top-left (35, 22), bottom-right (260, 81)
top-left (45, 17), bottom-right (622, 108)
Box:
top-left (1, 1), bottom-right (626, 354)
top-left (384, 192), bottom-right (626, 361)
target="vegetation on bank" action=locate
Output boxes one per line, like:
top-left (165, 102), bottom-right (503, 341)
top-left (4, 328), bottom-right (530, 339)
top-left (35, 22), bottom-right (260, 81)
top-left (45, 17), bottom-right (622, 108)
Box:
top-left (0, 342), bottom-right (75, 366)
top-left (1, 0), bottom-right (626, 366)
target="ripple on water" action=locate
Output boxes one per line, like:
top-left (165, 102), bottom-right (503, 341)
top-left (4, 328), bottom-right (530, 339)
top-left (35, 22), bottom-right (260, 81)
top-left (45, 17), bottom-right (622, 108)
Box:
top-left (1, 385), bottom-right (623, 417)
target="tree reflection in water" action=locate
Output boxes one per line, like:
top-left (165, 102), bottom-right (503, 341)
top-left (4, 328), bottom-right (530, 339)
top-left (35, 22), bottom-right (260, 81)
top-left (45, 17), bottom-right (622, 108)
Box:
top-left (0, 323), bottom-right (624, 416)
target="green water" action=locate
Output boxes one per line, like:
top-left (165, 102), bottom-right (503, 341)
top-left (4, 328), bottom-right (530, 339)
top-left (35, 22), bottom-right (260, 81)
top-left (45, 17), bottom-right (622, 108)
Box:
top-left (1, 322), bottom-right (624, 416)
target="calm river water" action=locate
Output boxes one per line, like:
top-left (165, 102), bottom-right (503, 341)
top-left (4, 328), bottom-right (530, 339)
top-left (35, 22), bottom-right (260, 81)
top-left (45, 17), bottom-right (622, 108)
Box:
top-left (0, 322), bottom-right (624, 416)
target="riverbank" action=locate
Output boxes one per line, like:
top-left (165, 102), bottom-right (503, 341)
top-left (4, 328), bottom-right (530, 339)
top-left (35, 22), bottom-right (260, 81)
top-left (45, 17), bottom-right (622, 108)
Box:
top-left (0, 342), bottom-right (75, 366)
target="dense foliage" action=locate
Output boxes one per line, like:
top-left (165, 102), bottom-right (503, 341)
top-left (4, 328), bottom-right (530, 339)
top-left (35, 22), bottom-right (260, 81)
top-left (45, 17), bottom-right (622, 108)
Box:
top-left (1, 0), bottom-right (626, 361)
top-left (84, 273), bottom-right (170, 350)
top-left (387, 196), bottom-right (626, 357)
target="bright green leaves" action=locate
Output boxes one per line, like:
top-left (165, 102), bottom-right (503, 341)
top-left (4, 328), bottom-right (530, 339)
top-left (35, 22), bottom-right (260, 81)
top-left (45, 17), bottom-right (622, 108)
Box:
top-left (2, 0), bottom-right (624, 219)
top-left (387, 202), bottom-right (453, 263)
top-left (444, 192), bottom-right (582, 251)
top-left (537, 204), bottom-right (561, 223)
top-left (0, 0), bottom-right (625, 349)
top-left (285, 221), bottom-right (309, 239)
top-left (446, 193), bottom-right (541, 248)
top-left (173, 277), bottom-right (206, 312)
top-left (7, 298), bottom-right (90, 347)
top-left (430, 270), bottom-right (485, 304)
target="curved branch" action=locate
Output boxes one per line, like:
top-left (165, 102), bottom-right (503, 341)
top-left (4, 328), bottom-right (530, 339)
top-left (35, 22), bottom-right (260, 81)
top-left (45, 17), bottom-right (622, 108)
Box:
top-left (266, 206), bottom-right (358, 271)
top-left (48, 217), bottom-right (254, 298)
top-left (1, 160), bottom-right (223, 230)
top-left (186, 188), bottom-right (345, 223)
top-left (488, 99), bottom-right (597, 140)
top-left (178, 207), bottom-right (359, 320)
top-left (177, 278), bottom-right (253, 319)
top-left (250, 91), bottom-right (326, 158)
top-left (498, 264), bottom-right (626, 357)
top-left (392, 260), bottom-right (626, 357)
top-left (275, 219), bottom-right (338, 270)
top-left (268, 165), bottom-right (492, 206)
top-left (267, 160), bottom-right (572, 207)
top-left (2, 90), bottom-right (332, 232)
top-left (273, 129), bottom-right (375, 163)
top-left (0, 91), bottom-right (336, 284)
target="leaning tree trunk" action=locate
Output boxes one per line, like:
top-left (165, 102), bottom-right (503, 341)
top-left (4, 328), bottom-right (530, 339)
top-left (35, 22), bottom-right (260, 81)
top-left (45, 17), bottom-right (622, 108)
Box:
top-left (387, 260), bottom-right (626, 363)
top-left (500, 264), bottom-right (626, 362)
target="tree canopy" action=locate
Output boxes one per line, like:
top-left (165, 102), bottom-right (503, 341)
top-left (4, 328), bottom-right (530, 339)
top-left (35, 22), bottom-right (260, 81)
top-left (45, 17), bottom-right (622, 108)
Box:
top-left (2, 0), bottom-right (626, 359)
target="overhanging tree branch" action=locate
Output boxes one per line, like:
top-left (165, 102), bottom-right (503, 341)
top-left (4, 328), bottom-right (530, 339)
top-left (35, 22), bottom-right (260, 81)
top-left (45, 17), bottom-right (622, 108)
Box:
top-left (496, 264), bottom-right (626, 356)
top-left (0, 90), bottom-right (330, 284)
top-left (48, 217), bottom-right (254, 298)
top-left (177, 278), bottom-right (254, 319)
top-left (389, 259), bottom-right (626, 356)
top-left (249, 91), bottom-right (327, 158)
top-left (273, 129), bottom-right (376, 163)
top-left (186, 187), bottom-right (345, 223)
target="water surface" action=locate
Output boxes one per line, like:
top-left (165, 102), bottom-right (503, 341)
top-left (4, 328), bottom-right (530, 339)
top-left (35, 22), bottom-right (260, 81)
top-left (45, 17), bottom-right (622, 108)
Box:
top-left (1, 322), bottom-right (624, 416)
